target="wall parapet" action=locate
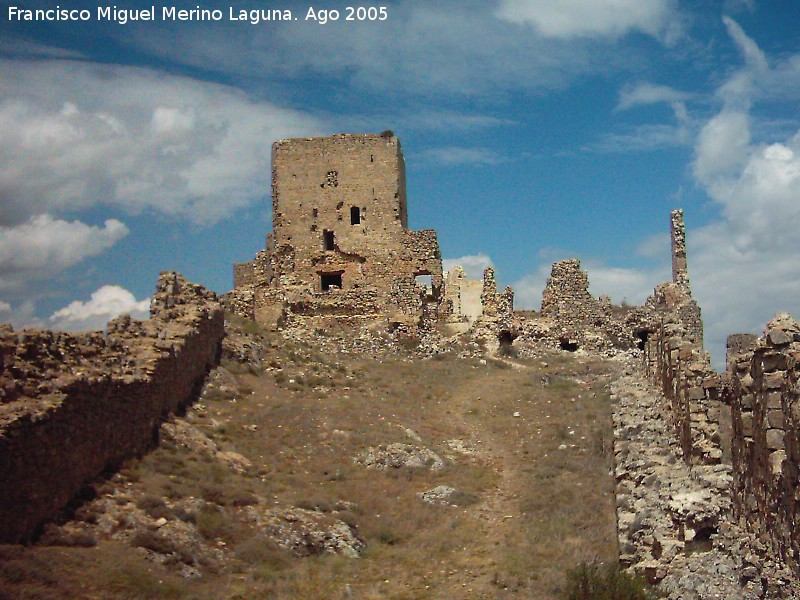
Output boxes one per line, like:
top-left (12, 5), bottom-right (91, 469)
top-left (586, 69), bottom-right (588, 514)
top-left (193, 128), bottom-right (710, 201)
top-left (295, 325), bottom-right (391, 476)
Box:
top-left (0, 272), bottom-right (223, 543)
top-left (643, 314), bottom-right (722, 465)
top-left (726, 313), bottom-right (800, 582)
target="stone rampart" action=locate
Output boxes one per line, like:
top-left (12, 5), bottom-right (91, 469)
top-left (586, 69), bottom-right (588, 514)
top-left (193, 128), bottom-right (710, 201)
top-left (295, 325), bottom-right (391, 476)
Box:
top-left (725, 314), bottom-right (800, 582)
top-left (642, 314), bottom-right (722, 465)
top-left (0, 272), bottom-right (223, 543)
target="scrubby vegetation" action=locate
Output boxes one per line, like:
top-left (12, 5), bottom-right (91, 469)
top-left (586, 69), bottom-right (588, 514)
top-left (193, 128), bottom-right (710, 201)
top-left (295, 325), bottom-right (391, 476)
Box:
top-left (0, 317), bottom-right (621, 599)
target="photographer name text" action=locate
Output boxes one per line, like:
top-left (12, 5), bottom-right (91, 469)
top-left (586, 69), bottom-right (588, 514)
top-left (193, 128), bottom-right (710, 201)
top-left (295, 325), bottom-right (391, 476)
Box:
top-left (7, 5), bottom-right (388, 25)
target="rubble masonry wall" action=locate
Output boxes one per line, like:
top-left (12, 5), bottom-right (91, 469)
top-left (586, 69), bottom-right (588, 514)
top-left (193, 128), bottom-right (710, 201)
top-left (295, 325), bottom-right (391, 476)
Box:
top-left (642, 316), bottom-right (723, 465)
top-left (726, 315), bottom-right (800, 578)
top-left (0, 272), bottom-right (224, 543)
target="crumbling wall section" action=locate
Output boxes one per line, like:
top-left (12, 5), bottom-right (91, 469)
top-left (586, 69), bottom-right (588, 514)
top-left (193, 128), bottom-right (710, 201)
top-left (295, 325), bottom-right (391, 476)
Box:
top-left (402, 229), bottom-right (443, 296)
top-left (726, 314), bottom-right (800, 583)
top-left (469, 268), bottom-right (515, 351)
top-left (540, 259), bottom-right (604, 325)
top-left (642, 314), bottom-right (722, 465)
top-left (0, 272), bottom-right (223, 543)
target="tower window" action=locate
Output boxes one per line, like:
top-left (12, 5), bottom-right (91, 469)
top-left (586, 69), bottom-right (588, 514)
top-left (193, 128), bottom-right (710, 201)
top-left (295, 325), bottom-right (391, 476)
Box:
top-left (321, 273), bottom-right (343, 291)
top-left (323, 230), bottom-right (335, 250)
top-left (350, 206), bottom-right (361, 225)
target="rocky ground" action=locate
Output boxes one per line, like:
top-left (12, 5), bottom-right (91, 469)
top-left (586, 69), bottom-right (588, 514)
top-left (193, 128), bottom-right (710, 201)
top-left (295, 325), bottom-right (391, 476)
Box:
top-left (2, 315), bottom-right (787, 599)
top-left (612, 363), bottom-right (800, 599)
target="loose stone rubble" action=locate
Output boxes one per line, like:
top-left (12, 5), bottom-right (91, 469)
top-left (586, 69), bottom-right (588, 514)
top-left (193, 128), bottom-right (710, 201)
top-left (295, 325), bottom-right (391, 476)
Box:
top-left (356, 443), bottom-right (445, 471)
top-left (612, 366), bottom-right (760, 598)
top-left (247, 506), bottom-right (366, 558)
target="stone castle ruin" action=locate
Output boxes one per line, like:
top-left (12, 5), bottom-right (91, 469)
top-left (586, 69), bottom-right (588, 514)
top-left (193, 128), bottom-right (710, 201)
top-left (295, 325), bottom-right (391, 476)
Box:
top-left (229, 133), bottom-right (444, 332)
top-left (5, 131), bottom-right (800, 596)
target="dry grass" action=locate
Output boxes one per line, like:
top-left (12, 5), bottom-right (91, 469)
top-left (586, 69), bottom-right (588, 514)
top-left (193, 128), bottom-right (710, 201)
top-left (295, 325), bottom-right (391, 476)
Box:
top-left (0, 322), bottom-right (622, 599)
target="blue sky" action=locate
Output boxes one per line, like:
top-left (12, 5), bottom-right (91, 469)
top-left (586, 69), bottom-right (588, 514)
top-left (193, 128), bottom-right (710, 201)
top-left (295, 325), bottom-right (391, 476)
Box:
top-left (1, 0), bottom-right (800, 366)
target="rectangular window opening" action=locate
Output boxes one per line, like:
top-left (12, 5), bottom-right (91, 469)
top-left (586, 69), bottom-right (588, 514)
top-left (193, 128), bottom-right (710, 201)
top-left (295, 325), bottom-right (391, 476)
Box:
top-left (323, 230), bottom-right (335, 250)
top-left (415, 274), bottom-right (433, 296)
top-left (321, 273), bottom-right (343, 291)
top-left (350, 206), bottom-right (361, 225)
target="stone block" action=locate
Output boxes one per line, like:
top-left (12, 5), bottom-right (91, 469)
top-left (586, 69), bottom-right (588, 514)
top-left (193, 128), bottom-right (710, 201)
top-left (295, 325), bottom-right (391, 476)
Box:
top-left (766, 429), bottom-right (785, 450)
top-left (769, 450), bottom-right (786, 477)
top-left (767, 329), bottom-right (792, 347)
top-left (687, 386), bottom-right (705, 400)
top-left (741, 414), bottom-right (754, 437)
top-left (765, 391), bottom-right (783, 411)
top-left (762, 351), bottom-right (789, 372)
top-left (767, 410), bottom-right (785, 429)
top-left (765, 372), bottom-right (785, 389)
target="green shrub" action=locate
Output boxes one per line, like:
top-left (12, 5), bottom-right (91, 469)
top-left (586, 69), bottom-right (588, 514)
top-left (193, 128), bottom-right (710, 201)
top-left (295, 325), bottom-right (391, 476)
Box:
top-left (561, 562), bottom-right (659, 600)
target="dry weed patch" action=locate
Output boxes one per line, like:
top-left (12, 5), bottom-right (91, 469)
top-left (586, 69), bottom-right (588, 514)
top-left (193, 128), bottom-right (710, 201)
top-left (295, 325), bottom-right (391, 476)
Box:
top-left (0, 321), bottom-right (623, 599)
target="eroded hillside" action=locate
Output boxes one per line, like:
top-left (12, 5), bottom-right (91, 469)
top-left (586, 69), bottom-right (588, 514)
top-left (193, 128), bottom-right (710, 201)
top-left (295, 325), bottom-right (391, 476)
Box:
top-left (0, 316), bottom-right (624, 599)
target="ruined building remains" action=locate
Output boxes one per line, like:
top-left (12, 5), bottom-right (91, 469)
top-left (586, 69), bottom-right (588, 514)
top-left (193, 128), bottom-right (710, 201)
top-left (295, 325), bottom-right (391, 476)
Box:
top-left (646, 209), bottom-right (703, 345)
top-left (230, 133), bottom-right (444, 330)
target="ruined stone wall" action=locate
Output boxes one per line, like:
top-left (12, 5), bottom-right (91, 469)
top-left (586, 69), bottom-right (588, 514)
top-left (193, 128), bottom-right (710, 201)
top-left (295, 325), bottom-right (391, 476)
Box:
top-left (469, 268), bottom-right (515, 350)
top-left (443, 267), bottom-right (483, 324)
top-left (233, 261), bottom-right (256, 288)
top-left (642, 314), bottom-right (722, 465)
top-left (647, 209), bottom-right (703, 345)
top-left (726, 314), bottom-right (800, 580)
top-left (401, 229), bottom-right (443, 296)
top-left (540, 259), bottom-right (604, 325)
top-left (0, 272), bottom-right (223, 543)
top-left (671, 209), bottom-right (689, 290)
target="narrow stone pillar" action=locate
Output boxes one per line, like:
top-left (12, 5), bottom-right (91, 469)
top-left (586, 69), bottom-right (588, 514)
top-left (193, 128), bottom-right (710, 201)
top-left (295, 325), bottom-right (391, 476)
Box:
top-left (671, 209), bottom-right (689, 289)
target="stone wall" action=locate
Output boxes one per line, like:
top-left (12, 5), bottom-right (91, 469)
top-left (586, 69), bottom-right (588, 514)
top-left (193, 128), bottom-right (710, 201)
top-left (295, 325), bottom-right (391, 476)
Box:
top-left (540, 258), bottom-right (604, 326)
top-left (0, 272), bottom-right (223, 543)
top-left (469, 267), bottom-right (515, 351)
top-left (647, 209), bottom-right (703, 345)
top-left (642, 313), bottom-right (722, 465)
top-left (442, 266), bottom-right (483, 324)
top-left (725, 314), bottom-right (800, 582)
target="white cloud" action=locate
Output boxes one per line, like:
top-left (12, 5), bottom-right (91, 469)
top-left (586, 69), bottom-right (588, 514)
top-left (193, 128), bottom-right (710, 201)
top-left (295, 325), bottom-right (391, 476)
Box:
top-left (588, 81), bottom-right (693, 153)
top-left (588, 123), bottom-right (692, 153)
top-left (512, 264), bottom-right (552, 310)
top-left (693, 110), bottom-right (751, 185)
top-left (684, 19), bottom-right (800, 366)
top-left (586, 265), bottom-right (666, 305)
top-left (0, 299), bottom-right (45, 329)
top-left (617, 82), bottom-right (690, 111)
top-left (443, 254), bottom-right (495, 280)
top-left (49, 285), bottom-right (150, 332)
top-left (0, 214), bottom-right (128, 291)
top-left (418, 146), bottom-right (508, 166)
top-left (127, 2), bottom-right (619, 99)
top-left (0, 59), bottom-right (323, 226)
top-left (496, 0), bottom-right (677, 40)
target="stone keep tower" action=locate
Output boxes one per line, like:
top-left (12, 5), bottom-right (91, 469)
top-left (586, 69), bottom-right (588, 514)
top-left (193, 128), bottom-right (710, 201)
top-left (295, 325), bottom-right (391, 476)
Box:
top-left (233, 133), bottom-right (443, 324)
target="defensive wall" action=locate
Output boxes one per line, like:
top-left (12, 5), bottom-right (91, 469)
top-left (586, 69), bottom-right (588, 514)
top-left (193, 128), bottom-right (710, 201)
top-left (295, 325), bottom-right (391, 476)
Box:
top-left (0, 272), bottom-right (224, 543)
top-left (725, 315), bottom-right (800, 584)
